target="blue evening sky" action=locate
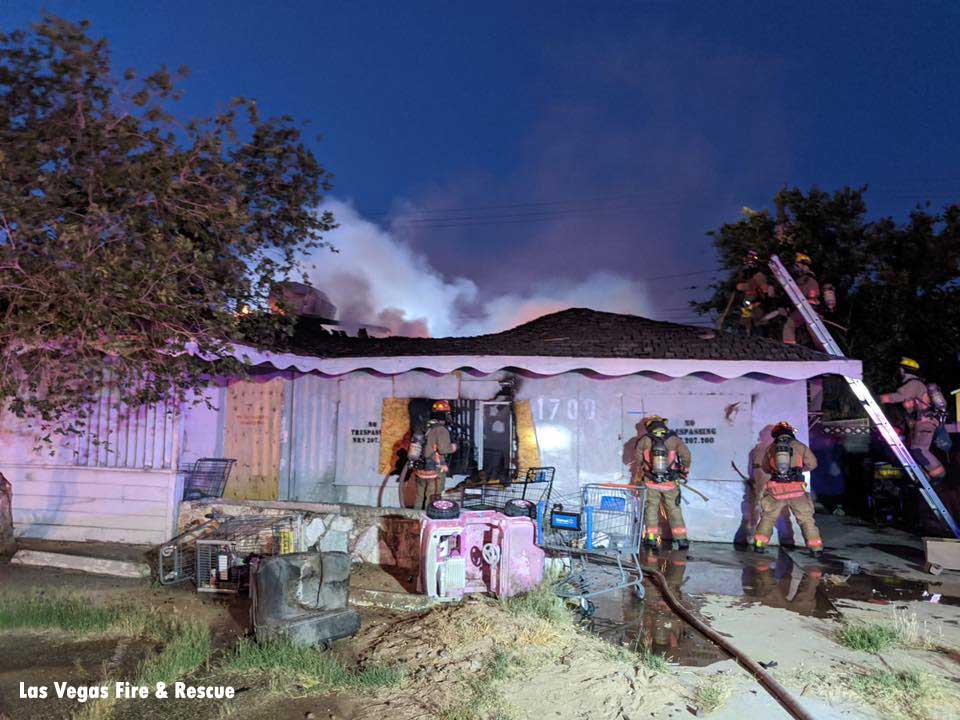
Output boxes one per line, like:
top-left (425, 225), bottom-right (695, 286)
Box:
top-left (4, 1), bottom-right (959, 324)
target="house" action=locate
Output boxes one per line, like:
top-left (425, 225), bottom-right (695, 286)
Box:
top-left (0, 308), bottom-right (861, 545)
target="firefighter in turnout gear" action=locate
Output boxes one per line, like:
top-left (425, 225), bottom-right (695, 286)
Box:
top-left (635, 417), bottom-right (692, 551)
top-left (410, 400), bottom-right (458, 510)
top-left (754, 421), bottom-right (823, 557)
top-left (880, 358), bottom-right (948, 480)
top-left (736, 249), bottom-right (775, 336)
top-left (782, 253), bottom-right (821, 347)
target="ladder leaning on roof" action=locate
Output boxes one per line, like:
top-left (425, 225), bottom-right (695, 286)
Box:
top-left (768, 254), bottom-right (960, 539)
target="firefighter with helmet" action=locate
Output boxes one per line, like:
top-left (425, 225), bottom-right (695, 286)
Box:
top-left (781, 252), bottom-right (821, 347)
top-left (635, 416), bottom-right (692, 551)
top-left (754, 421), bottom-right (823, 557)
top-left (410, 400), bottom-right (458, 510)
top-left (880, 358), bottom-right (948, 481)
top-left (736, 249), bottom-right (775, 336)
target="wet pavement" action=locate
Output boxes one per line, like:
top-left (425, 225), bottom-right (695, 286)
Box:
top-left (586, 541), bottom-right (960, 667)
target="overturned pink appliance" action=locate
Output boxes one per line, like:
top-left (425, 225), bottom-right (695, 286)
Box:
top-left (418, 499), bottom-right (545, 601)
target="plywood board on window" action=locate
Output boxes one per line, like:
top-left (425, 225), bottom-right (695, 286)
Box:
top-left (379, 398), bottom-right (411, 475)
top-left (223, 378), bottom-right (284, 500)
top-left (514, 399), bottom-right (541, 473)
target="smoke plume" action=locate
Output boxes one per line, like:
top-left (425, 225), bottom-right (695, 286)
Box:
top-left (301, 199), bottom-right (655, 337)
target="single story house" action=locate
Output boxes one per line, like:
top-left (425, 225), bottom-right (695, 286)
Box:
top-left (1, 308), bottom-right (861, 545)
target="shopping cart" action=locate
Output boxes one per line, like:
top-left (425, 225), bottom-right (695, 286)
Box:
top-left (196, 515), bottom-right (299, 593)
top-left (157, 513), bottom-right (225, 586)
top-left (536, 483), bottom-right (645, 610)
top-left (460, 466), bottom-right (555, 515)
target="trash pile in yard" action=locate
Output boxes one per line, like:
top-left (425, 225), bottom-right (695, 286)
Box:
top-left (348, 591), bottom-right (688, 720)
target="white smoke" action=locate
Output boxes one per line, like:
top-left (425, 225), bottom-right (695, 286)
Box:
top-left (300, 199), bottom-right (655, 337)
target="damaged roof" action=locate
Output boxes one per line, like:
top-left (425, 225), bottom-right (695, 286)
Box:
top-left (281, 308), bottom-right (835, 362)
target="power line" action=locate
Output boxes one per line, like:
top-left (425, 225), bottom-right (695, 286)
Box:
top-left (370, 189), bottom-right (696, 218)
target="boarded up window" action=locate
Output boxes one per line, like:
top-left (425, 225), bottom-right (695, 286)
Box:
top-left (222, 378), bottom-right (284, 500)
top-left (514, 399), bottom-right (541, 474)
top-left (378, 398), bottom-right (411, 475)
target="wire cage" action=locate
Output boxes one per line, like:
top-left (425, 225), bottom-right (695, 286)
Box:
top-left (182, 458), bottom-right (236, 501)
top-left (537, 483), bottom-right (644, 604)
top-left (195, 515), bottom-right (299, 594)
top-left (460, 466), bottom-right (555, 512)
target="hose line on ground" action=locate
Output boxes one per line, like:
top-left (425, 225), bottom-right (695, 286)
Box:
top-left (646, 568), bottom-right (816, 720)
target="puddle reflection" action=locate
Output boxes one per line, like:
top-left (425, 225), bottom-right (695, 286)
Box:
top-left (586, 543), bottom-right (960, 667)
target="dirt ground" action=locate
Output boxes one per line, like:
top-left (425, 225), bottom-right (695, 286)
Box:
top-left (2, 515), bottom-right (960, 720)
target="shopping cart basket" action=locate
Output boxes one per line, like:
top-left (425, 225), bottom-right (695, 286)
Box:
top-left (460, 466), bottom-right (555, 514)
top-left (536, 483), bottom-right (645, 605)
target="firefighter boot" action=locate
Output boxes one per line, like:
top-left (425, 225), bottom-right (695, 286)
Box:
top-left (810, 548), bottom-right (823, 559)
top-left (644, 532), bottom-right (660, 552)
top-left (753, 540), bottom-right (767, 554)
top-left (676, 539), bottom-right (690, 551)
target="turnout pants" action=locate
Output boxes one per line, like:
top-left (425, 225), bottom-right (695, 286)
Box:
top-left (754, 491), bottom-right (822, 550)
top-left (643, 484), bottom-right (687, 540)
top-left (909, 419), bottom-right (945, 478)
top-left (413, 470), bottom-right (444, 510)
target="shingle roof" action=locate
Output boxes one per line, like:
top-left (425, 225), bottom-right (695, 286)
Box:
top-left (281, 308), bottom-right (835, 362)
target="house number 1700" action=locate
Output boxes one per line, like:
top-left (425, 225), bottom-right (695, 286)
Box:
top-left (534, 398), bottom-right (597, 422)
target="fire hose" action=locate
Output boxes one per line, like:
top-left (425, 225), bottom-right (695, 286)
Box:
top-left (646, 568), bottom-right (816, 720)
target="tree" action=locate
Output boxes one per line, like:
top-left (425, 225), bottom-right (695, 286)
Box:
top-left (699, 186), bottom-right (960, 398)
top-left (0, 16), bottom-right (335, 443)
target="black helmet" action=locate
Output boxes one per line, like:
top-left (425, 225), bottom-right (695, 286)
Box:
top-left (771, 421), bottom-right (796, 441)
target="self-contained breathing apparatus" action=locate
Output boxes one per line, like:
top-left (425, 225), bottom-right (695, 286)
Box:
top-left (770, 422), bottom-right (803, 483)
top-left (646, 419), bottom-right (686, 485)
top-left (407, 400), bottom-right (462, 473)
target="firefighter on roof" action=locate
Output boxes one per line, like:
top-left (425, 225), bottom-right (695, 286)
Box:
top-left (880, 358), bottom-right (949, 481)
top-left (736, 249), bottom-right (775, 336)
top-left (635, 416), bottom-right (692, 551)
top-left (781, 252), bottom-right (821, 346)
top-left (409, 400), bottom-right (458, 510)
top-left (754, 421), bottom-right (823, 557)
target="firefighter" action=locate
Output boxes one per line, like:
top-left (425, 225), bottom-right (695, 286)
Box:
top-left (782, 252), bottom-right (821, 347)
top-left (754, 421), bottom-right (823, 558)
top-left (736, 249), bottom-right (775, 336)
top-left (880, 358), bottom-right (947, 480)
top-left (635, 416), bottom-right (692, 551)
top-left (411, 400), bottom-right (458, 510)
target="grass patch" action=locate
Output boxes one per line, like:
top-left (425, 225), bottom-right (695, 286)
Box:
top-left (836, 609), bottom-right (946, 654)
top-left (500, 583), bottom-right (571, 626)
top-left (693, 675), bottom-right (732, 715)
top-left (0, 592), bottom-right (147, 635)
top-left (137, 617), bottom-right (212, 687)
top-left (847, 668), bottom-right (945, 720)
top-left (836, 622), bottom-right (902, 653)
top-left (637, 647), bottom-right (670, 673)
top-left (225, 636), bottom-right (402, 694)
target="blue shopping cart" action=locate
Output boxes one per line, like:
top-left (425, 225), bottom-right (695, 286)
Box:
top-left (536, 483), bottom-right (645, 605)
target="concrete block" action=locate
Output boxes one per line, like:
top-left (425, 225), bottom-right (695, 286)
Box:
top-left (301, 517), bottom-right (326, 550)
top-left (352, 525), bottom-right (382, 565)
top-left (331, 515), bottom-right (354, 533)
top-left (924, 537), bottom-right (960, 571)
top-left (319, 530), bottom-right (348, 553)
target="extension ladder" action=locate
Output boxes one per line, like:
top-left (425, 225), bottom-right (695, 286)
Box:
top-left (768, 255), bottom-right (960, 538)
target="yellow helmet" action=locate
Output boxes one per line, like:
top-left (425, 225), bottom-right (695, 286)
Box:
top-left (795, 252), bottom-right (812, 265)
top-left (644, 415), bottom-right (669, 437)
top-left (431, 399), bottom-right (452, 413)
top-left (899, 357), bottom-right (920, 371)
